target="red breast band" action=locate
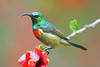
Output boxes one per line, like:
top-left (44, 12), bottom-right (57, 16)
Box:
top-left (33, 29), bottom-right (40, 37)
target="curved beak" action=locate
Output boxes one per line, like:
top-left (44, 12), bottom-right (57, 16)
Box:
top-left (22, 13), bottom-right (32, 16)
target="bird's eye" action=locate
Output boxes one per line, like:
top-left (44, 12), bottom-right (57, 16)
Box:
top-left (33, 15), bottom-right (39, 18)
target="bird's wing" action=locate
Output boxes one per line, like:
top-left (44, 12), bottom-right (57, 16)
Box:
top-left (40, 28), bottom-right (87, 50)
top-left (41, 28), bottom-right (68, 40)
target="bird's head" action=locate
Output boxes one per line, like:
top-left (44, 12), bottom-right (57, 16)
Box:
top-left (22, 12), bottom-right (47, 25)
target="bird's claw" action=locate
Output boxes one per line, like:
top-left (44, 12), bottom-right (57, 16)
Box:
top-left (44, 47), bottom-right (52, 55)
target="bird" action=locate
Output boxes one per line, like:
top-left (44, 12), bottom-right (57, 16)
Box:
top-left (22, 12), bottom-right (87, 52)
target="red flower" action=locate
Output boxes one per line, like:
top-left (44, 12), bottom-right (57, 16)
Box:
top-left (18, 48), bottom-right (49, 67)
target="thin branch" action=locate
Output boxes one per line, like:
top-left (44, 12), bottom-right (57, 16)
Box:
top-left (67, 19), bottom-right (100, 39)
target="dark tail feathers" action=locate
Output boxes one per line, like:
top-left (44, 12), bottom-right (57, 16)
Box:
top-left (66, 39), bottom-right (87, 50)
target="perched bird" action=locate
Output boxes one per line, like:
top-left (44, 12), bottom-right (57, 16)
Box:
top-left (22, 12), bottom-right (87, 51)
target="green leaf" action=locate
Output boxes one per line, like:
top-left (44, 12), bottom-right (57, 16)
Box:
top-left (69, 19), bottom-right (79, 31)
top-left (39, 45), bottom-right (45, 50)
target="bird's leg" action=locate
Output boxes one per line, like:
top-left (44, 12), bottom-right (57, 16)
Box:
top-left (44, 46), bottom-right (52, 55)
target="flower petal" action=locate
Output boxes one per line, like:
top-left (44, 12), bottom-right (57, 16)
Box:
top-left (18, 48), bottom-right (49, 67)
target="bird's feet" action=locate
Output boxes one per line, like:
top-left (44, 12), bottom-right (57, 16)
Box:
top-left (44, 46), bottom-right (52, 55)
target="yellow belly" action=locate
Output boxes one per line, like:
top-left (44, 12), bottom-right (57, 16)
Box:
top-left (37, 29), bottom-right (70, 48)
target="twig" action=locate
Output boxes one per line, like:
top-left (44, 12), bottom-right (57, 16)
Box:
top-left (67, 19), bottom-right (100, 39)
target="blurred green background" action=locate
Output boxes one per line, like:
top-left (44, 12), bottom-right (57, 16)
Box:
top-left (0, 0), bottom-right (100, 67)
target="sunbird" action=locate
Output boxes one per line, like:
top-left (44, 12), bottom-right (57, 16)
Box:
top-left (22, 12), bottom-right (87, 51)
